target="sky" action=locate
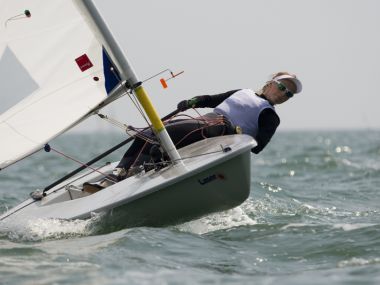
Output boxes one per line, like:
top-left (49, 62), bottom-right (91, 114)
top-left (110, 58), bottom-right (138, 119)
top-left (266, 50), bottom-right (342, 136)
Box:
top-left (2, 0), bottom-right (380, 132)
top-left (92, 0), bottom-right (380, 132)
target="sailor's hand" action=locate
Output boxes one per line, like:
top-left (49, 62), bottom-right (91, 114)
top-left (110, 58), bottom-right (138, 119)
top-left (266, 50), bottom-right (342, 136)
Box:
top-left (177, 100), bottom-right (190, 111)
top-left (177, 97), bottom-right (198, 111)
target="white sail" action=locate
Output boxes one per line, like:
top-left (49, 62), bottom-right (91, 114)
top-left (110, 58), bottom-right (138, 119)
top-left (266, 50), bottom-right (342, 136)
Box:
top-left (0, 0), bottom-right (123, 170)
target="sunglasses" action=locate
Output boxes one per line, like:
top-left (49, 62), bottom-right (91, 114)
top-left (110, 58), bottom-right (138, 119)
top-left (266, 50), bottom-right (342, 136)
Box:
top-left (273, 80), bottom-right (294, 98)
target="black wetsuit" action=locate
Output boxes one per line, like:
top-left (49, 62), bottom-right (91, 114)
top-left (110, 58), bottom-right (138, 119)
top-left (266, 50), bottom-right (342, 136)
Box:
top-left (116, 112), bottom-right (235, 171)
top-left (117, 90), bottom-right (279, 171)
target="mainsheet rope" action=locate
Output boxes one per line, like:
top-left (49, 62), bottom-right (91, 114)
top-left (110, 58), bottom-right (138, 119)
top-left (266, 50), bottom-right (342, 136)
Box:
top-left (44, 145), bottom-right (118, 183)
top-left (44, 103), bottom-right (232, 188)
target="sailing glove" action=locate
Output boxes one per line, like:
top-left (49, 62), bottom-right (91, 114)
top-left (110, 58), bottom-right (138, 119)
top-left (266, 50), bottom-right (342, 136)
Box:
top-left (177, 97), bottom-right (199, 111)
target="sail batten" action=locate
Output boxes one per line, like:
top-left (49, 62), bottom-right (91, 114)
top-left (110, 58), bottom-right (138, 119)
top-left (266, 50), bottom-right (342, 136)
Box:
top-left (0, 0), bottom-right (124, 170)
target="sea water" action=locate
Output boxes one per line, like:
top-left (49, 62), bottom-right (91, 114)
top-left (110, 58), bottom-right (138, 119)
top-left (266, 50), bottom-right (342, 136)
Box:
top-left (0, 130), bottom-right (379, 285)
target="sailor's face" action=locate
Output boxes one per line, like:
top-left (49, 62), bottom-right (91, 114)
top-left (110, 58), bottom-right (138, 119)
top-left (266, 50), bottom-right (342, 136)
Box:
top-left (263, 79), bottom-right (296, 105)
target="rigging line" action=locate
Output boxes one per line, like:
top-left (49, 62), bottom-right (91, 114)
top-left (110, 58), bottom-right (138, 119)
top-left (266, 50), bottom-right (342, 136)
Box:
top-left (165, 112), bottom-right (219, 124)
top-left (43, 108), bottom-right (180, 192)
top-left (97, 113), bottom-right (127, 130)
top-left (4, 16), bottom-right (26, 27)
top-left (124, 115), bottom-right (226, 167)
top-left (130, 140), bottom-right (150, 170)
top-left (0, 163), bottom-right (111, 221)
top-left (143, 147), bottom-right (229, 167)
top-left (60, 163), bottom-right (111, 193)
top-left (190, 110), bottom-right (228, 139)
top-left (174, 120), bottom-right (226, 147)
top-left (127, 90), bottom-right (150, 126)
top-left (123, 124), bottom-right (156, 143)
top-left (125, 129), bottom-right (156, 145)
top-left (126, 90), bottom-right (143, 116)
top-left (0, 142), bottom-right (223, 222)
top-left (4, 10), bottom-right (31, 27)
top-left (126, 90), bottom-right (155, 135)
top-left (193, 108), bottom-right (210, 126)
top-left (168, 114), bottom-right (192, 122)
top-left (96, 81), bottom-right (154, 138)
top-left (141, 69), bottom-right (171, 83)
top-left (96, 112), bottom-right (156, 144)
top-left (46, 145), bottom-right (118, 183)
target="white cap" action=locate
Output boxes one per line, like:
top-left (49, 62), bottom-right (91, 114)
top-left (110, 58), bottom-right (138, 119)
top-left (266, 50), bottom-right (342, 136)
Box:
top-left (273, 74), bottom-right (302, 94)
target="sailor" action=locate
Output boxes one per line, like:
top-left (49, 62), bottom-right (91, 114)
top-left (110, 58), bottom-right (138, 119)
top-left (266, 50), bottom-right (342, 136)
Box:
top-left (177, 71), bottom-right (302, 154)
top-left (84, 71), bottom-right (302, 191)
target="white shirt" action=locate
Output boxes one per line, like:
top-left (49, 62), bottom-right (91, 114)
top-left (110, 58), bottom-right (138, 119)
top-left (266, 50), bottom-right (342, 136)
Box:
top-left (214, 89), bottom-right (275, 138)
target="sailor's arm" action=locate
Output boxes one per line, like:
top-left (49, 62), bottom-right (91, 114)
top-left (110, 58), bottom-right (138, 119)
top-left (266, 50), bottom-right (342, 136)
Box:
top-left (177, 90), bottom-right (241, 111)
top-left (252, 108), bottom-right (280, 154)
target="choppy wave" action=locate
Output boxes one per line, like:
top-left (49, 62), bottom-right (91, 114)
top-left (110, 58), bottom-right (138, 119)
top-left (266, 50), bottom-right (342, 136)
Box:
top-left (0, 213), bottom-right (104, 242)
top-left (1, 131), bottom-right (380, 284)
top-left (337, 257), bottom-right (380, 268)
top-left (176, 201), bottom-right (257, 235)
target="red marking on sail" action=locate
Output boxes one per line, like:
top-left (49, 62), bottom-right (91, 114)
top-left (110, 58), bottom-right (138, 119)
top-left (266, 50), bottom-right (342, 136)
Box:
top-left (75, 54), bottom-right (93, 72)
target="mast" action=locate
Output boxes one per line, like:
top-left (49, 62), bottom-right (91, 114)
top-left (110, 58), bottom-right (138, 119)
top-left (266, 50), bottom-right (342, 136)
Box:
top-left (76, 0), bottom-right (182, 164)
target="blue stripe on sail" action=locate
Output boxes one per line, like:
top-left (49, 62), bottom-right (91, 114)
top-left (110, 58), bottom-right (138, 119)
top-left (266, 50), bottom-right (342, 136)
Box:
top-left (102, 48), bottom-right (121, 95)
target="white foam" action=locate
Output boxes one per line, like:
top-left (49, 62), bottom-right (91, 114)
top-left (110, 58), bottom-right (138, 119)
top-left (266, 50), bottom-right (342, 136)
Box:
top-left (26, 218), bottom-right (93, 240)
top-left (1, 213), bottom-right (103, 241)
top-left (176, 201), bottom-right (257, 235)
top-left (337, 257), bottom-right (380, 268)
top-left (332, 223), bottom-right (375, 231)
top-left (281, 223), bottom-right (309, 230)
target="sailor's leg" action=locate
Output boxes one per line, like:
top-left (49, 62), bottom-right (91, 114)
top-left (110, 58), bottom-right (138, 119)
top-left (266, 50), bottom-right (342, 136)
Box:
top-left (164, 119), bottom-right (205, 148)
top-left (116, 137), bottom-right (153, 175)
top-left (83, 136), bottom-right (153, 192)
top-left (164, 113), bottom-right (233, 148)
top-left (116, 138), bottom-right (147, 169)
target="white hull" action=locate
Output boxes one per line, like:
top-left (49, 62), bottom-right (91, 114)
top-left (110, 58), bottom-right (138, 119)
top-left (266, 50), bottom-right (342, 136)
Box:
top-left (0, 135), bottom-right (255, 227)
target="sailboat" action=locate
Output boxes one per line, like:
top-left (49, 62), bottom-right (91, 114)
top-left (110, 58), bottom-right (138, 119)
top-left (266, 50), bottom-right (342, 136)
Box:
top-left (0, 0), bottom-right (256, 227)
